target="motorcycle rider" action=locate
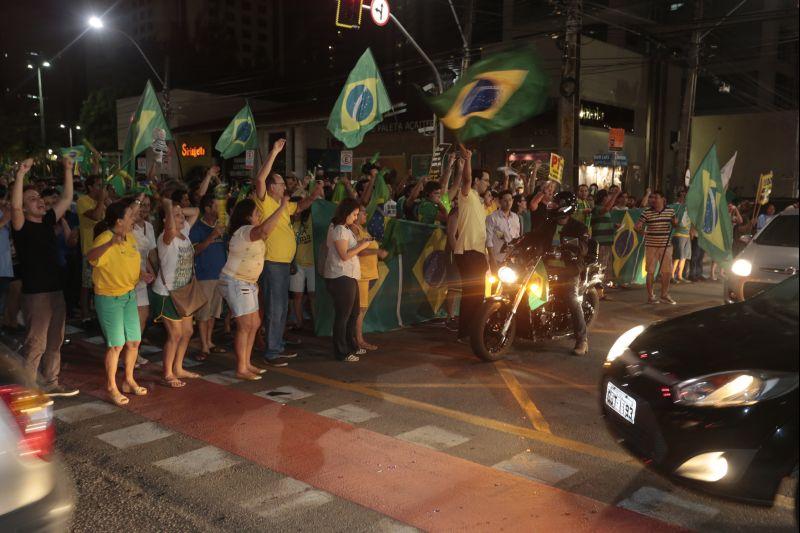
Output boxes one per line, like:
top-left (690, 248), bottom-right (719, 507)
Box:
top-left (520, 190), bottom-right (590, 355)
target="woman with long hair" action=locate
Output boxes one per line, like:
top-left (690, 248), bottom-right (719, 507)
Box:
top-left (150, 198), bottom-right (200, 388)
top-left (323, 197), bottom-right (373, 362)
top-left (88, 196), bottom-right (153, 406)
top-left (218, 198), bottom-right (289, 379)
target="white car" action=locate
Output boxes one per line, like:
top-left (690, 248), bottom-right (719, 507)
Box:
top-left (725, 207), bottom-right (799, 303)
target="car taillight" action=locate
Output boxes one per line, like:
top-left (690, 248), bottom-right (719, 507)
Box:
top-left (0, 385), bottom-right (55, 460)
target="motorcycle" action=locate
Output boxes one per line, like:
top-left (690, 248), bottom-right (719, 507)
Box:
top-left (470, 234), bottom-right (605, 361)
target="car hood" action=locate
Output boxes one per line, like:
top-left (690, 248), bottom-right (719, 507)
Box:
top-left (629, 302), bottom-right (799, 379)
top-left (738, 240), bottom-right (799, 269)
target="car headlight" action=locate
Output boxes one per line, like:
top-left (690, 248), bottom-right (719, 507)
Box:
top-left (674, 371), bottom-right (799, 407)
top-left (730, 259), bottom-right (752, 277)
top-left (605, 325), bottom-right (645, 365)
top-left (497, 266), bottom-right (519, 284)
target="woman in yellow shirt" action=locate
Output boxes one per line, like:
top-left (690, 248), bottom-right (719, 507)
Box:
top-left (88, 197), bottom-right (153, 406)
top-left (350, 206), bottom-right (387, 350)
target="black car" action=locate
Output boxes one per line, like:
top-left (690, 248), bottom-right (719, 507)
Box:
top-left (601, 275), bottom-right (798, 508)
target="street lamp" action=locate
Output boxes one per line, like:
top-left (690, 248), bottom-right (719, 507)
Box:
top-left (88, 16), bottom-right (104, 29)
top-left (31, 59), bottom-right (51, 146)
top-left (60, 123), bottom-right (80, 146)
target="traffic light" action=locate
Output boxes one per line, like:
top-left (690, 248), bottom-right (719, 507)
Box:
top-left (336, 0), bottom-right (364, 29)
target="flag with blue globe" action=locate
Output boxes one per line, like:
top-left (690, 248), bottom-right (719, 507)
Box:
top-left (216, 104), bottom-right (258, 159)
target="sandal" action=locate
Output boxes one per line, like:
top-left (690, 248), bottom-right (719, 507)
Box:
top-left (342, 354), bottom-right (360, 362)
top-left (235, 372), bottom-right (262, 381)
top-left (122, 383), bottom-right (148, 396)
top-left (108, 390), bottom-right (129, 406)
top-left (209, 346), bottom-right (228, 354)
top-left (159, 378), bottom-right (186, 388)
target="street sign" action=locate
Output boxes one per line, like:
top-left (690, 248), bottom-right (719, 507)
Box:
top-left (548, 153), bottom-right (564, 183)
top-left (244, 149), bottom-right (255, 170)
top-left (593, 152), bottom-right (628, 168)
top-left (370, 0), bottom-right (391, 26)
top-left (608, 128), bottom-right (625, 151)
top-left (340, 150), bottom-right (353, 172)
top-left (336, 0), bottom-right (364, 29)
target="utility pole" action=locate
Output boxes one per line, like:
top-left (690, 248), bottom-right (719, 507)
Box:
top-left (36, 66), bottom-right (46, 147)
top-left (460, 0), bottom-right (475, 72)
top-left (674, 0), bottom-right (702, 195)
top-left (557, 0), bottom-right (582, 190)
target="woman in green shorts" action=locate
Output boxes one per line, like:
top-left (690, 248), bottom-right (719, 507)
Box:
top-left (88, 196), bottom-right (153, 406)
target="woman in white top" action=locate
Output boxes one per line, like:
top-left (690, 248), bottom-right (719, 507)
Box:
top-left (218, 197), bottom-right (289, 380)
top-left (151, 198), bottom-right (199, 388)
top-left (323, 198), bottom-right (373, 362)
top-left (131, 195), bottom-right (156, 343)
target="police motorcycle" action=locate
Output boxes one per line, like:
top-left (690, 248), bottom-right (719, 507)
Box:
top-left (470, 193), bottom-right (605, 361)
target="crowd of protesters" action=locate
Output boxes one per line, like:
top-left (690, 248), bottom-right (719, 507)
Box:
top-left (2, 143), bottom-right (784, 405)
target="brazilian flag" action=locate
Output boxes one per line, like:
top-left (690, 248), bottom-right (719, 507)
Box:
top-left (412, 228), bottom-right (449, 314)
top-left (60, 145), bottom-right (86, 163)
top-left (327, 48), bottom-right (392, 148)
top-left (215, 104), bottom-right (258, 159)
top-left (426, 44), bottom-right (549, 141)
top-left (612, 209), bottom-right (646, 284)
top-left (365, 169), bottom-right (391, 219)
top-left (686, 145), bottom-right (733, 265)
top-left (121, 80), bottom-right (172, 176)
top-left (527, 260), bottom-right (549, 311)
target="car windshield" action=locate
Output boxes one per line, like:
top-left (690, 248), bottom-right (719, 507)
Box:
top-left (747, 275), bottom-right (799, 322)
top-left (754, 215), bottom-right (799, 247)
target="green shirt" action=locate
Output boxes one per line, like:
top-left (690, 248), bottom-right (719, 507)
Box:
top-left (591, 206), bottom-right (615, 245)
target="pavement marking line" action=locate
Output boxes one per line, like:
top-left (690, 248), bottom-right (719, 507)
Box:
top-left (153, 445), bottom-right (241, 478)
top-left (240, 478), bottom-right (333, 519)
top-left (350, 382), bottom-right (577, 390)
top-left (318, 403), bottom-right (381, 424)
top-left (96, 422), bottom-right (174, 449)
top-left (395, 425), bottom-right (470, 450)
top-left (618, 486), bottom-right (719, 530)
top-left (254, 385), bottom-right (314, 404)
top-left (493, 452), bottom-right (579, 485)
top-left (54, 401), bottom-right (119, 423)
top-left (505, 362), bottom-right (595, 392)
top-left (201, 370), bottom-right (243, 385)
top-left (270, 366), bottom-right (635, 465)
top-left (494, 360), bottom-right (552, 434)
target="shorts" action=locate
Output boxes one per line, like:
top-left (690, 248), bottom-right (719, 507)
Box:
top-left (150, 291), bottom-right (184, 322)
top-left (94, 290), bottom-right (141, 347)
top-left (672, 236), bottom-right (691, 260)
top-left (218, 274), bottom-right (259, 318)
top-left (289, 264), bottom-right (316, 293)
top-left (135, 281), bottom-right (149, 307)
top-left (645, 245), bottom-right (673, 275)
top-left (194, 279), bottom-right (224, 321)
top-left (81, 256), bottom-right (93, 289)
top-left (358, 278), bottom-right (376, 309)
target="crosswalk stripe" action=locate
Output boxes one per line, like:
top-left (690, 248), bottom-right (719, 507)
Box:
top-left (395, 425), bottom-right (470, 450)
top-left (240, 478), bottom-right (332, 519)
top-left (96, 422), bottom-right (174, 449)
top-left (317, 403), bottom-right (380, 424)
top-left (371, 517), bottom-right (421, 532)
top-left (153, 445), bottom-right (241, 478)
top-left (492, 452), bottom-right (578, 485)
top-left (201, 370), bottom-right (242, 385)
top-left (618, 486), bottom-right (719, 529)
top-left (54, 401), bottom-right (119, 423)
top-left (254, 385), bottom-right (313, 404)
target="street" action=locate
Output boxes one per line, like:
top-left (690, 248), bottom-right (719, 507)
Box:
top-left (37, 281), bottom-right (795, 532)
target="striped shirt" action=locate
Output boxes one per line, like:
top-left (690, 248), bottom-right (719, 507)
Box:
top-left (590, 206), bottom-right (615, 245)
top-left (641, 207), bottom-right (676, 247)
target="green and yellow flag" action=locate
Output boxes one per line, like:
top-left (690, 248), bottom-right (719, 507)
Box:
top-left (686, 145), bottom-right (733, 265)
top-left (215, 103), bottom-right (258, 159)
top-left (426, 44), bottom-right (549, 141)
top-left (527, 260), bottom-right (549, 311)
top-left (612, 209), bottom-right (646, 284)
top-left (327, 48), bottom-right (392, 148)
top-left (121, 80), bottom-right (172, 176)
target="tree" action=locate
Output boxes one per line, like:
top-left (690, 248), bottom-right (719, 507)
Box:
top-left (78, 89), bottom-right (116, 151)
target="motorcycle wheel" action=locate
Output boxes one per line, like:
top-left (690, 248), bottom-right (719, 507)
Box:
top-left (470, 301), bottom-right (516, 362)
top-left (582, 287), bottom-right (600, 327)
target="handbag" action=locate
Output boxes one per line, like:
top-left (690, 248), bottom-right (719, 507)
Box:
top-left (158, 253), bottom-right (208, 317)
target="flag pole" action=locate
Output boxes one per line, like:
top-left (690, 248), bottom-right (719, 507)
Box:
top-left (171, 139), bottom-right (184, 182)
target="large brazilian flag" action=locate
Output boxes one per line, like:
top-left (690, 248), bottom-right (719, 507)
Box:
top-left (215, 104), bottom-right (258, 159)
top-left (311, 202), bottom-right (448, 337)
top-left (121, 80), bottom-right (172, 176)
top-left (612, 209), bottom-right (647, 284)
top-left (686, 145), bottom-right (733, 265)
top-left (327, 48), bottom-right (392, 148)
top-left (426, 44), bottom-right (549, 141)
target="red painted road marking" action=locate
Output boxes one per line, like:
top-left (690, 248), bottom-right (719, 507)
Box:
top-left (60, 356), bottom-right (681, 532)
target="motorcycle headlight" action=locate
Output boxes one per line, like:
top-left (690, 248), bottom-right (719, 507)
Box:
top-left (730, 259), bottom-right (752, 277)
top-left (674, 371), bottom-right (799, 407)
top-left (497, 266), bottom-right (519, 284)
top-left (605, 325), bottom-right (645, 365)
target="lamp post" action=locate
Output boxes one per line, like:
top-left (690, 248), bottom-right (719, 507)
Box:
top-left (60, 123), bottom-right (80, 146)
top-left (28, 60), bottom-right (50, 146)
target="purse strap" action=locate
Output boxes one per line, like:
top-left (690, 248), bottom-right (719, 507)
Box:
top-left (157, 234), bottom-right (196, 290)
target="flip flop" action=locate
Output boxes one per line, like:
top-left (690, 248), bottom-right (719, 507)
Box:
top-left (122, 383), bottom-right (148, 396)
top-left (159, 378), bottom-right (186, 388)
top-left (209, 346), bottom-right (228, 354)
top-left (235, 373), bottom-right (262, 381)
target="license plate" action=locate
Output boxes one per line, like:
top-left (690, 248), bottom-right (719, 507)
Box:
top-left (606, 381), bottom-right (637, 424)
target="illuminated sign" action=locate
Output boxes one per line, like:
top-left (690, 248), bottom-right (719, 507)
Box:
top-left (181, 143), bottom-right (207, 158)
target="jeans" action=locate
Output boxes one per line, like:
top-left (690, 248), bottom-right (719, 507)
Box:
top-left (454, 251), bottom-right (487, 340)
top-left (261, 261), bottom-right (291, 359)
top-left (689, 238), bottom-right (705, 280)
top-left (325, 276), bottom-right (360, 360)
top-left (553, 279), bottom-right (587, 344)
top-left (21, 291), bottom-right (66, 387)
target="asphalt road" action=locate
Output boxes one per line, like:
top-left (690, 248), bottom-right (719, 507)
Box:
top-left (15, 279), bottom-right (797, 532)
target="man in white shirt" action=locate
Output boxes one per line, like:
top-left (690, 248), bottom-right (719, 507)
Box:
top-left (486, 190), bottom-right (521, 272)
